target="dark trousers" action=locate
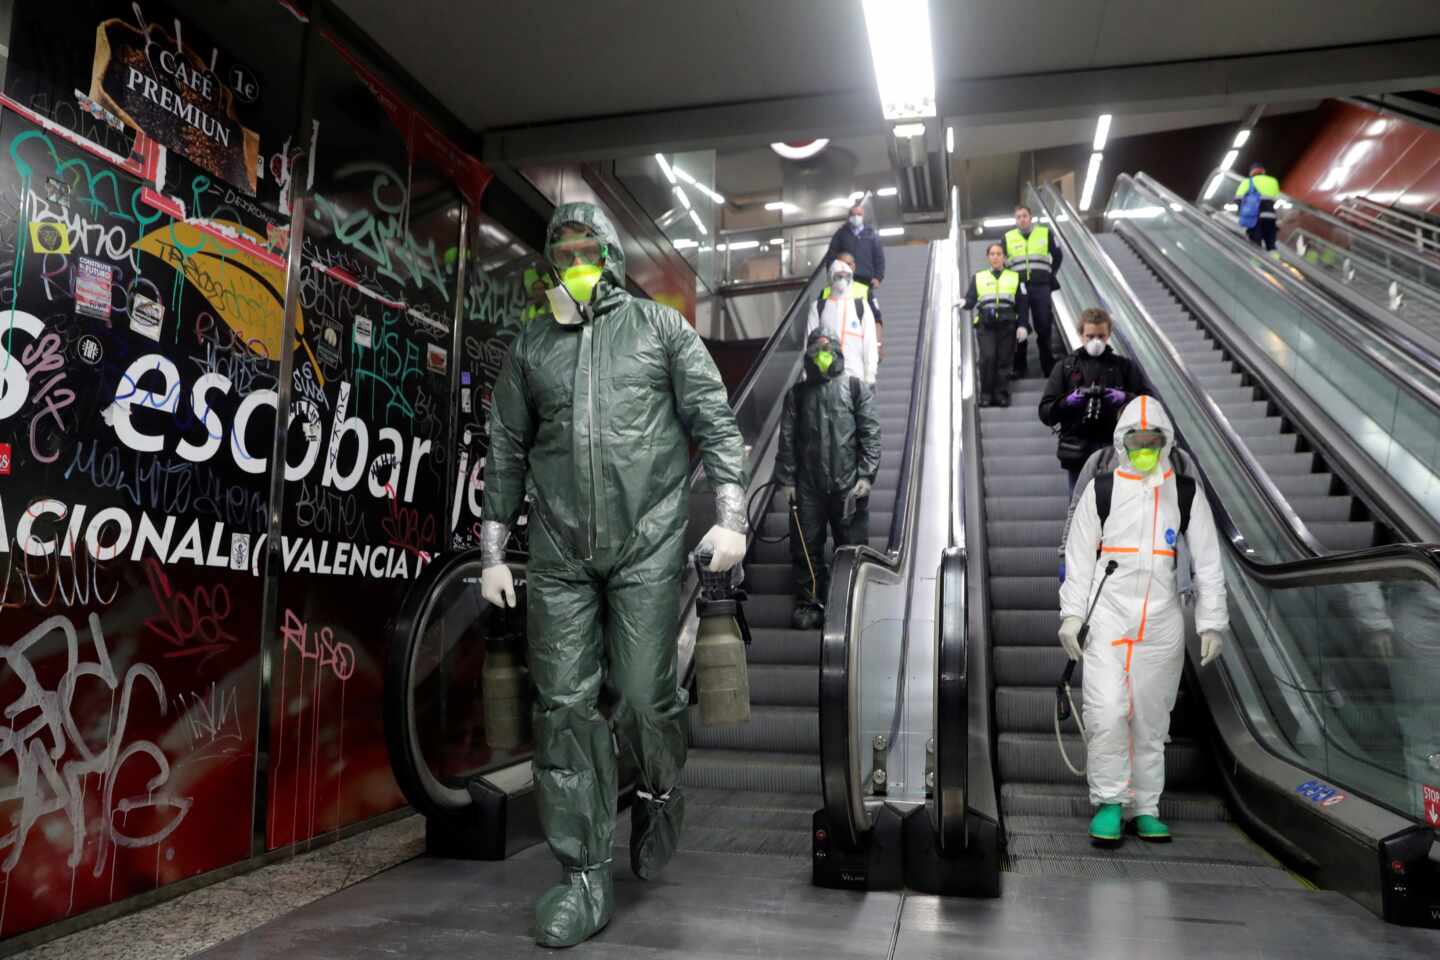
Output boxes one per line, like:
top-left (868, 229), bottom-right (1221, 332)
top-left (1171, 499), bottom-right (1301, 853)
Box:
top-left (1015, 288), bottom-right (1056, 377)
top-left (1246, 218), bottom-right (1278, 251)
top-left (857, 273), bottom-right (883, 324)
top-left (790, 487), bottom-right (869, 605)
top-left (977, 321), bottom-right (1017, 402)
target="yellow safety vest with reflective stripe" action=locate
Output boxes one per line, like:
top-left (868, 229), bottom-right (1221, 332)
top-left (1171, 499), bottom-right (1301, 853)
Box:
top-left (973, 269), bottom-right (1020, 325)
top-left (1004, 226), bottom-right (1052, 281)
top-left (1234, 174), bottom-right (1280, 198)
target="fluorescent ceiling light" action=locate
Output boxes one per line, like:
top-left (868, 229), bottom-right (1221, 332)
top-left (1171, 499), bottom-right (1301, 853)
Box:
top-left (1219, 149), bottom-right (1239, 171)
top-left (862, 0), bottom-right (936, 120)
top-left (982, 216), bottom-right (1016, 228)
top-left (1202, 173), bottom-right (1224, 200)
top-left (1079, 152), bottom-right (1103, 211)
top-left (771, 139), bottom-right (830, 160)
top-left (726, 240), bottom-right (761, 251)
top-left (764, 201), bottom-right (799, 213)
top-left (654, 154), bottom-right (676, 185)
top-left (892, 122), bottom-right (926, 139)
top-left (714, 243), bottom-right (727, 252)
top-left (1232, 129), bottom-right (1251, 148)
top-left (769, 237), bottom-right (784, 245)
top-left (672, 238), bottom-right (698, 250)
top-left (672, 185), bottom-right (692, 210)
top-left (1105, 205), bottom-right (1165, 220)
top-left (946, 126), bottom-right (954, 154)
top-left (674, 167), bottom-right (697, 186)
top-left (688, 209), bottom-right (707, 235)
top-left (878, 226), bottom-right (905, 237)
top-left (1093, 114), bottom-right (1112, 151)
top-left (825, 197), bottom-right (854, 207)
top-left (695, 184), bottom-right (726, 205)
top-left (877, 186), bottom-right (898, 197)
top-left (1169, 202), bottom-right (1183, 211)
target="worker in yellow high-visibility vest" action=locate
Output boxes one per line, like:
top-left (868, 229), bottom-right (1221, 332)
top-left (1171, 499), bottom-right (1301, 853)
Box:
top-left (1005, 205), bottom-right (1064, 379)
top-left (962, 242), bottom-right (1028, 407)
top-left (1235, 162), bottom-right (1282, 253)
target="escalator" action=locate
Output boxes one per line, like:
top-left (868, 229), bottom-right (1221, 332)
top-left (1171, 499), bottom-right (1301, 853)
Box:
top-left (647, 244), bottom-right (931, 864)
top-left (966, 242), bottom-right (1298, 885)
top-left (957, 184), bottom-right (1440, 925)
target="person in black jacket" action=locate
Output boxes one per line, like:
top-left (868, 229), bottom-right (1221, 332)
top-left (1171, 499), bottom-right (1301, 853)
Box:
top-left (775, 328), bottom-right (882, 629)
top-left (1039, 307), bottom-right (1144, 491)
top-left (963, 243), bottom-right (1027, 407)
top-left (823, 202), bottom-right (886, 337)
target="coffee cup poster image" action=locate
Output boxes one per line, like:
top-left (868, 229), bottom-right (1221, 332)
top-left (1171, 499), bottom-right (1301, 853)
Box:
top-left (88, 2), bottom-right (262, 194)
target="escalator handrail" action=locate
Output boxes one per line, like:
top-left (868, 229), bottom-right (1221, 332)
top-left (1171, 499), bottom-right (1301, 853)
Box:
top-left (1038, 184), bottom-right (1331, 560)
top-left (821, 243), bottom-right (941, 849)
top-left (934, 547), bottom-right (967, 852)
top-left (1133, 172), bottom-right (1440, 415)
top-left (1115, 176), bottom-right (1440, 544)
top-left (1200, 169), bottom-right (1440, 283)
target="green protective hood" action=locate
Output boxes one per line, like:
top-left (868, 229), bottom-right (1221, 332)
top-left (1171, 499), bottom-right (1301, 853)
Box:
top-left (545, 201), bottom-right (628, 290)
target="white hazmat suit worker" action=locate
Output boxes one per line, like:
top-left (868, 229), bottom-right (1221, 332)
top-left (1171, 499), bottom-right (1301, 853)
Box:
top-left (1059, 396), bottom-right (1228, 844)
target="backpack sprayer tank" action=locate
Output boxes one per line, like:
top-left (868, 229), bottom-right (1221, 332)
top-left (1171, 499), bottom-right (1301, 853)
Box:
top-left (692, 544), bottom-right (753, 726)
top-left (482, 595), bottom-right (532, 751)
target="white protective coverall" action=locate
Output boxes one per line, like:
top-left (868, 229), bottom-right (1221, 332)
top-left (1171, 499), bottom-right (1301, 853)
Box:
top-left (807, 291), bottom-right (880, 385)
top-left (1060, 397), bottom-right (1229, 816)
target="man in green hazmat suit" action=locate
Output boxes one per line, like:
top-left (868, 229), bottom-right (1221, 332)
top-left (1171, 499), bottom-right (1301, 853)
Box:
top-left (479, 202), bottom-right (749, 948)
top-left (776, 328), bottom-right (882, 628)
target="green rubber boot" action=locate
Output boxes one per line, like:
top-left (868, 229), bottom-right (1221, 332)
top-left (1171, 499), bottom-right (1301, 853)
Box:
top-left (534, 863), bottom-right (615, 948)
top-left (1132, 814), bottom-right (1172, 842)
top-left (1089, 803), bottom-right (1124, 847)
top-left (631, 788), bottom-right (686, 880)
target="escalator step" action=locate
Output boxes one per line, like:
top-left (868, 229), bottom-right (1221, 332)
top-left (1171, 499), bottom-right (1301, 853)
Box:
top-left (687, 704), bottom-right (818, 753)
top-left (744, 563), bottom-right (794, 596)
top-left (1272, 472), bottom-right (1335, 497)
top-left (1238, 434), bottom-right (1299, 456)
top-left (1000, 781), bottom-right (1231, 822)
top-left (748, 664), bottom-right (819, 707)
top-left (984, 495), bottom-right (1070, 522)
top-left (991, 609), bottom-right (1062, 646)
top-left (987, 519), bottom-right (1065, 547)
top-left (993, 645), bottom-right (1081, 687)
top-left (996, 686), bottom-right (1203, 737)
top-left (746, 628), bottom-right (820, 666)
top-left (1309, 521), bottom-right (1378, 551)
top-left (743, 594), bottom-right (807, 629)
top-left (987, 546), bottom-right (1061, 578)
top-left (989, 576), bottom-right (1061, 612)
top-left (1216, 400), bottom-right (1271, 421)
top-left (983, 455), bottom-right (1064, 477)
top-left (1226, 417), bottom-right (1284, 437)
top-left (1288, 496), bottom-right (1356, 522)
top-left (1256, 452), bottom-right (1317, 475)
top-left (681, 749), bottom-right (820, 795)
top-left (998, 731), bottom-right (1213, 789)
top-left (982, 473), bottom-right (1068, 497)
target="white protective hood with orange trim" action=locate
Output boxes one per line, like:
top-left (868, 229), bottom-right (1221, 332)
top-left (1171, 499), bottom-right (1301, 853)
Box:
top-left (1058, 395), bottom-right (1229, 816)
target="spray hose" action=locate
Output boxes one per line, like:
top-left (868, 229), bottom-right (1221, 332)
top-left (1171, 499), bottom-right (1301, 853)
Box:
top-left (746, 479), bottom-right (820, 605)
top-left (1053, 559), bottom-right (1119, 778)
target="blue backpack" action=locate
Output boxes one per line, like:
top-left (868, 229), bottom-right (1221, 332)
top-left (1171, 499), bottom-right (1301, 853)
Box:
top-left (1238, 179), bottom-right (1262, 229)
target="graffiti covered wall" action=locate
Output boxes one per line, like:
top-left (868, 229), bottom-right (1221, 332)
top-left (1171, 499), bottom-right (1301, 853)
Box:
top-left (0, 0), bottom-right (530, 942)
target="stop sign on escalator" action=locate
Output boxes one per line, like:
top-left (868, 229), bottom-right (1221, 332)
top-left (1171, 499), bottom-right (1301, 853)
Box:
top-left (1424, 783), bottom-right (1440, 828)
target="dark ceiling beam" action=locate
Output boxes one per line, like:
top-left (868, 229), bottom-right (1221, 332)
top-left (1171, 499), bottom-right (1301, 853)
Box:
top-left (482, 35), bottom-right (1440, 165)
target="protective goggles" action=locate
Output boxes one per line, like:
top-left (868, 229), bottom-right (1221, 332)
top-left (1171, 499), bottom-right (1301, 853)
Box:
top-left (1122, 429), bottom-right (1166, 452)
top-left (549, 229), bottom-right (606, 267)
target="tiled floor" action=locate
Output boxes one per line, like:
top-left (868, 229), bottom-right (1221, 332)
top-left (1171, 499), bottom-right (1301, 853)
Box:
top-left (188, 837), bottom-right (1440, 960)
top-left (13, 816), bottom-right (425, 960)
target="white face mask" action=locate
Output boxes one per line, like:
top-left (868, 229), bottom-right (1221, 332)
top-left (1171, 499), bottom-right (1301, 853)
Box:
top-left (831, 270), bottom-right (853, 292)
top-left (1083, 337), bottom-right (1106, 357)
top-left (546, 284), bottom-right (583, 326)
top-left (848, 215), bottom-right (863, 229)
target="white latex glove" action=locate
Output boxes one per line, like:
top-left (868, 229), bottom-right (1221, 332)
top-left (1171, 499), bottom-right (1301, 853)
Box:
top-left (1058, 615), bottom-right (1083, 661)
top-left (1199, 629), bottom-right (1224, 667)
top-left (852, 478), bottom-right (872, 499)
top-left (780, 484), bottom-right (796, 504)
top-left (700, 525), bottom-right (747, 572)
top-left (481, 564), bottom-right (517, 608)
top-left (1016, 326), bottom-right (1029, 342)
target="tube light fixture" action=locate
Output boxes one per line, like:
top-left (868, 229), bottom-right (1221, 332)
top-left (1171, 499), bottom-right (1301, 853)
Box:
top-left (654, 154), bottom-right (676, 185)
top-left (1220, 149), bottom-right (1239, 171)
top-left (1203, 174), bottom-right (1223, 200)
top-left (672, 238), bottom-right (698, 250)
top-left (893, 122), bottom-right (926, 139)
top-left (688, 209), bottom-right (707, 235)
top-left (1232, 129), bottom-right (1251, 148)
top-left (764, 201), bottom-right (799, 213)
top-left (771, 139), bottom-right (830, 160)
top-left (694, 183), bottom-right (726, 205)
top-left (877, 186), bottom-right (898, 197)
top-left (1093, 114), bottom-right (1112, 151)
top-left (861, 0), bottom-right (936, 120)
top-left (982, 216), bottom-right (1016, 228)
top-left (1079, 152), bottom-right (1103, 211)
top-left (825, 197), bottom-right (854, 208)
top-left (769, 237), bottom-right (784, 245)
top-left (1104, 206), bottom-right (1165, 220)
top-left (674, 167), bottom-right (697, 186)
top-left (850, 190), bottom-right (868, 204)
top-left (726, 240), bottom-right (761, 251)
top-left (878, 226), bottom-right (905, 237)
top-left (672, 185), bottom-right (692, 210)
top-left (946, 126), bottom-right (954, 154)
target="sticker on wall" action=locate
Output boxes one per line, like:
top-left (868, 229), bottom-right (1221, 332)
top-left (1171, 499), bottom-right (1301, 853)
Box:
top-left (1296, 779), bottom-right (1346, 808)
top-left (0, 443), bottom-right (11, 476)
top-left (130, 293), bottom-right (165, 341)
top-left (461, 371), bottom-right (472, 386)
top-left (76, 334), bottom-right (104, 365)
top-left (461, 387), bottom-right (472, 413)
top-left (353, 315), bottom-right (373, 349)
top-left (30, 220), bottom-right (71, 254)
top-left (316, 317), bottom-right (343, 367)
top-left (74, 257), bottom-right (114, 320)
top-left (427, 344), bottom-right (448, 375)
top-left (1423, 783), bottom-right (1440, 827)
top-left (230, 533), bottom-right (251, 571)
